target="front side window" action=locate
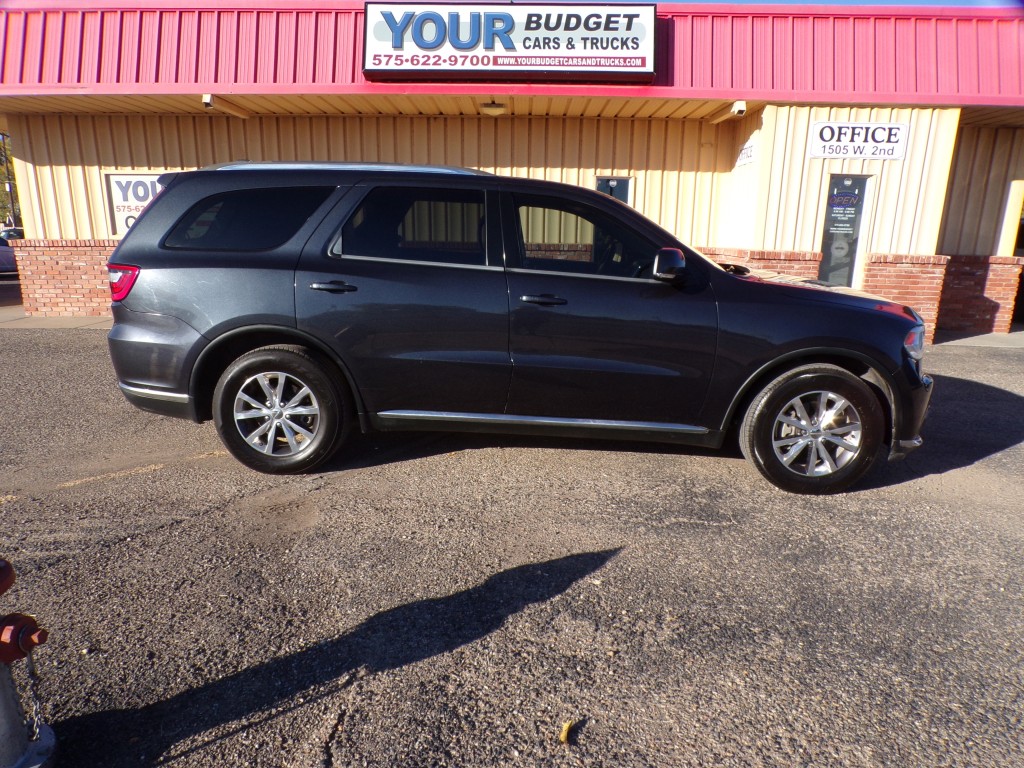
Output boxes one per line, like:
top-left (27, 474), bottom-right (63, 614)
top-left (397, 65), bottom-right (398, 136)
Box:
top-left (515, 194), bottom-right (657, 279)
top-left (164, 186), bottom-right (334, 251)
top-left (338, 187), bottom-right (486, 266)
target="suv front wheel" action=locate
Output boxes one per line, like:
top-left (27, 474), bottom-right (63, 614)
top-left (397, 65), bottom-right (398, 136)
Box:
top-left (739, 364), bottom-right (884, 494)
top-left (213, 346), bottom-right (351, 473)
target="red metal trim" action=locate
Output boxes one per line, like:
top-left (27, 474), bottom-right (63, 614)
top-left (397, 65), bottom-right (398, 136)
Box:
top-left (4, 78), bottom-right (1020, 107)
top-left (2, 2), bottom-right (1022, 105)
top-left (5, 0), bottom-right (1024, 16)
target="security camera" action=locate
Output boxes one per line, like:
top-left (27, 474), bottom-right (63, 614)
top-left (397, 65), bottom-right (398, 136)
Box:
top-left (202, 94), bottom-right (214, 110)
top-left (731, 100), bottom-right (747, 117)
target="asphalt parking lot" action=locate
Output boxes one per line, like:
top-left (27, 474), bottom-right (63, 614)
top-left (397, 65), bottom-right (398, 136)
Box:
top-left (1, 325), bottom-right (1022, 767)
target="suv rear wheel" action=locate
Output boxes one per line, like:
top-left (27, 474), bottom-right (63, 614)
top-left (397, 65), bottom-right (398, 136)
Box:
top-left (739, 364), bottom-right (884, 494)
top-left (213, 346), bottom-right (351, 473)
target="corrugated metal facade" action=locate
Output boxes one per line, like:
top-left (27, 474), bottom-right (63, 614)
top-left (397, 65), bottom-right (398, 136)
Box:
top-left (2, 2), bottom-right (1022, 105)
top-left (747, 105), bottom-right (962, 256)
top-left (9, 107), bottom-right (963, 260)
top-left (8, 112), bottom-right (736, 242)
top-left (940, 126), bottom-right (1024, 256)
top-left (2, 1), bottom-right (1022, 324)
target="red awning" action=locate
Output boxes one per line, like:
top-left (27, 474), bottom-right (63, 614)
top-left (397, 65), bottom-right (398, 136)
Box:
top-left (2, 1), bottom-right (1022, 106)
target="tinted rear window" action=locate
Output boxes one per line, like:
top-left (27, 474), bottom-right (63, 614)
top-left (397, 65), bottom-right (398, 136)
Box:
top-left (164, 186), bottom-right (334, 251)
top-left (337, 187), bottom-right (486, 266)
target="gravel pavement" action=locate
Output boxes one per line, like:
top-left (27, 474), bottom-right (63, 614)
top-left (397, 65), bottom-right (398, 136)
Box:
top-left (1, 328), bottom-right (1022, 767)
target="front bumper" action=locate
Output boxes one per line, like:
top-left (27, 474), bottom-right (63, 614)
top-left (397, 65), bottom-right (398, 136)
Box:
top-left (888, 372), bottom-right (933, 460)
top-left (889, 436), bottom-right (923, 460)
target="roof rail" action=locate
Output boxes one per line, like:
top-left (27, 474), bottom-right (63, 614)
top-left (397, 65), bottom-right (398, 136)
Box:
top-left (202, 161), bottom-right (492, 176)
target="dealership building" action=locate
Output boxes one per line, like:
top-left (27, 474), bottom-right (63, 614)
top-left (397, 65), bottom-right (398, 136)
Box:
top-left (1, 0), bottom-right (1022, 338)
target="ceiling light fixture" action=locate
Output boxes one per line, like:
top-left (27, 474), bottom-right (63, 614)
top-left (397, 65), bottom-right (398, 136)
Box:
top-left (479, 101), bottom-right (508, 117)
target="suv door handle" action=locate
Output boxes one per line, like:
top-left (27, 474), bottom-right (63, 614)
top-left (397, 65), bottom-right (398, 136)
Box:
top-left (310, 281), bottom-right (358, 293)
top-left (520, 294), bottom-right (567, 306)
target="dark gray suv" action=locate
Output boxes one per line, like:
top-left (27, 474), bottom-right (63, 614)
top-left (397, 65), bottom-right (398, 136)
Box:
top-left (107, 162), bottom-right (932, 493)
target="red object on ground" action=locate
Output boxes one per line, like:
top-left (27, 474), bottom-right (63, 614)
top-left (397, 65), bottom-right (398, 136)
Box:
top-left (0, 560), bottom-right (49, 665)
top-left (0, 560), bottom-right (14, 597)
top-left (0, 614), bottom-right (48, 665)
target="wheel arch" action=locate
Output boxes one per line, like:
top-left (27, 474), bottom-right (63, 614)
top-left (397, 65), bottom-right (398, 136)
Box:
top-left (721, 349), bottom-right (898, 448)
top-left (189, 325), bottom-right (365, 424)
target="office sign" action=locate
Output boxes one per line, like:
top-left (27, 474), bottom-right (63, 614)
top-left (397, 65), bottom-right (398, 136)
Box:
top-left (809, 122), bottom-right (909, 160)
top-left (364, 3), bottom-right (656, 82)
top-left (735, 137), bottom-right (756, 168)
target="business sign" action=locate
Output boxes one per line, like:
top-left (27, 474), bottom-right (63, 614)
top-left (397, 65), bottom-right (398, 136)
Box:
top-left (819, 175), bottom-right (869, 286)
top-left (735, 137), bottom-right (756, 168)
top-left (363, 3), bottom-right (656, 82)
top-left (106, 173), bottom-right (164, 236)
top-left (809, 122), bottom-right (909, 161)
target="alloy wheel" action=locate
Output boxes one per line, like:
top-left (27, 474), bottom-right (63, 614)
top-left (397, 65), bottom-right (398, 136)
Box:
top-left (232, 371), bottom-right (321, 457)
top-left (770, 390), bottom-right (863, 477)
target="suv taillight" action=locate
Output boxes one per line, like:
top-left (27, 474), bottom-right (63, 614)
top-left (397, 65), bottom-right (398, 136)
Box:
top-left (108, 264), bottom-right (139, 302)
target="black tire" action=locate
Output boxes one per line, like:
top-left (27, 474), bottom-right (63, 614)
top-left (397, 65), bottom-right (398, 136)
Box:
top-left (739, 364), bottom-right (884, 494)
top-left (213, 346), bottom-right (352, 474)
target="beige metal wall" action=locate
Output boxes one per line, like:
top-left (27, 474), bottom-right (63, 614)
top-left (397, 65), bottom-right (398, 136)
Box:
top-left (8, 113), bottom-right (735, 243)
top-left (940, 126), bottom-right (1024, 257)
top-left (727, 105), bottom-right (962, 261)
top-left (714, 110), bottom-right (762, 248)
top-left (8, 108), bottom-right (962, 267)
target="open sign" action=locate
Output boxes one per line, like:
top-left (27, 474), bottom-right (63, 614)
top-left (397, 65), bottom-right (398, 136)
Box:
top-left (106, 173), bottom-right (165, 236)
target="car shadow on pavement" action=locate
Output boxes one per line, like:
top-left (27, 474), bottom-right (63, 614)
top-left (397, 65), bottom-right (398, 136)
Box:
top-left (339, 374), bottom-right (1023, 493)
top-left (864, 373), bottom-right (1024, 490)
top-left (331, 429), bottom-right (728, 475)
top-left (54, 548), bottom-right (620, 766)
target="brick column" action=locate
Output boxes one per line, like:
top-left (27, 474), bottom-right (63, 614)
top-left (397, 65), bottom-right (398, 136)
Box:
top-left (13, 240), bottom-right (117, 317)
top-left (937, 255), bottom-right (1024, 335)
top-left (861, 254), bottom-right (949, 343)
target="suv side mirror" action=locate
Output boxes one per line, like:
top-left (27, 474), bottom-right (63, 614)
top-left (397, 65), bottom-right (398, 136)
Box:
top-left (653, 248), bottom-right (686, 282)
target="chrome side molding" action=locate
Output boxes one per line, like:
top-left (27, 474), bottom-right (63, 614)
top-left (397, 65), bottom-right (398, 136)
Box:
top-left (375, 410), bottom-right (709, 435)
top-left (118, 383), bottom-right (190, 404)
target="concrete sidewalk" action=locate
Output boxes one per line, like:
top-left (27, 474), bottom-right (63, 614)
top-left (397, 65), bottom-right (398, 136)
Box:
top-left (0, 278), bottom-right (113, 328)
top-left (0, 302), bottom-right (114, 329)
top-left (934, 324), bottom-right (1024, 348)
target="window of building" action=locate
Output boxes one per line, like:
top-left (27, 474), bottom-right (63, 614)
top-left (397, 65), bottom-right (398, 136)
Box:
top-left (514, 194), bottom-right (656, 279)
top-left (338, 187), bottom-right (486, 266)
top-left (164, 186), bottom-right (334, 251)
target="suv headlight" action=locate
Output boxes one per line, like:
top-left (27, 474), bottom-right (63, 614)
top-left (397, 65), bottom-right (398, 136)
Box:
top-left (904, 325), bottom-right (925, 361)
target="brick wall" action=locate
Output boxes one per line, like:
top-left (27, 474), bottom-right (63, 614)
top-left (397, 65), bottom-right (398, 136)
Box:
top-left (937, 255), bottom-right (1024, 335)
top-left (698, 249), bottom-right (950, 343)
top-left (13, 240), bottom-right (116, 317)
top-left (697, 247), bottom-right (822, 281)
top-left (11, 239), bottom-right (1021, 340)
top-left (861, 254), bottom-right (949, 343)
top-left (526, 243), bottom-right (592, 262)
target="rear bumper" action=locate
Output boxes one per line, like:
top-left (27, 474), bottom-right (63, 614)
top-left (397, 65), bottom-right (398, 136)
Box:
top-left (117, 382), bottom-right (196, 420)
top-left (108, 304), bottom-right (206, 421)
